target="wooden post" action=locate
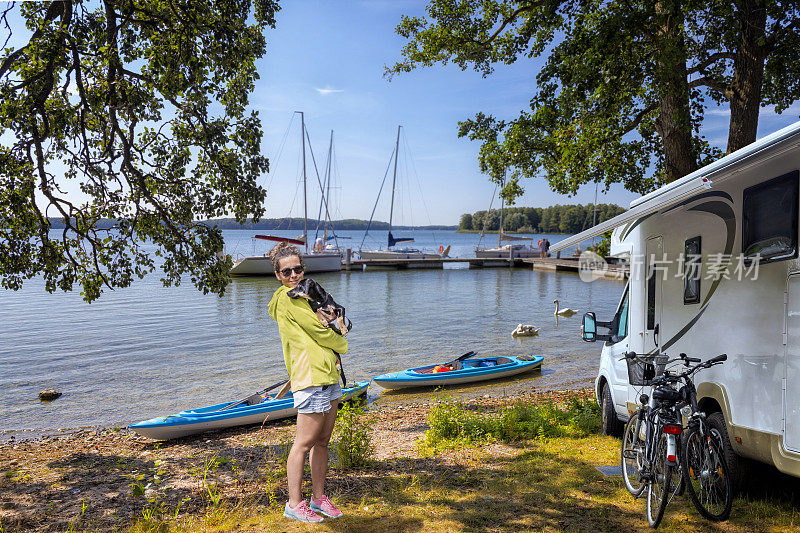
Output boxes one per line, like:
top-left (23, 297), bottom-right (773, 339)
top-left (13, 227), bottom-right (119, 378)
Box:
top-left (509, 245), bottom-right (513, 267)
top-left (345, 248), bottom-right (352, 271)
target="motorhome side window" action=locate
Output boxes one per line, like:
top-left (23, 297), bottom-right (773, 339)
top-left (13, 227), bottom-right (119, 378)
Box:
top-left (742, 170), bottom-right (799, 264)
top-left (684, 236), bottom-right (701, 304)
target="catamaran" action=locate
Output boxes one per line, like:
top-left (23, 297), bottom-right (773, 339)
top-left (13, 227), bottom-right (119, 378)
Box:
top-left (358, 126), bottom-right (447, 264)
top-left (230, 112), bottom-right (342, 275)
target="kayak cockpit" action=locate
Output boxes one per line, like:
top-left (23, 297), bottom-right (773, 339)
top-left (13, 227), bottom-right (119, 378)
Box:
top-left (410, 357), bottom-right (515, 374)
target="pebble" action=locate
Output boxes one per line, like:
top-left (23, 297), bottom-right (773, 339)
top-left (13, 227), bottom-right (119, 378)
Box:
top-left (39, 389), bottom-right (62, 402)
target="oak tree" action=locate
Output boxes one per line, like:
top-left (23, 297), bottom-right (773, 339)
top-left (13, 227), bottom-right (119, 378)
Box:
top-left (0, 0), bottom-right (277, 301)
top-left (387, 0), bottom-right (800, 201)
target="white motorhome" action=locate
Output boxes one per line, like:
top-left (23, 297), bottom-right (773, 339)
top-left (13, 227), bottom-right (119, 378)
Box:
top-left (552, 120), bottom-right (800, 480)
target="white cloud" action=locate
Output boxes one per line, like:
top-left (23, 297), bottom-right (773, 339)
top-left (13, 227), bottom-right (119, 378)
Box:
top-left (760, 104), bottom-right (800, 117)
top-left (315, 86), bottom-right (344, 95)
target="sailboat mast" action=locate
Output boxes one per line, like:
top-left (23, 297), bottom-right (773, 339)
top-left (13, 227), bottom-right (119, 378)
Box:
top-left (300, 111), bottom-right (308, 253)
top-left (592, 181), bottom-right (598, 246)
top-left (388, 125), bottom-right (401, 242)
top-left (325, 130), bottom-right (333, 241)
top-left (498, 180), bottom-right (504, 248)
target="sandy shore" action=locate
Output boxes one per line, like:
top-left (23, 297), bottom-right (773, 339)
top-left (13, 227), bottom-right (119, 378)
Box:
top-left (0, 388), bottom-right (591, 532)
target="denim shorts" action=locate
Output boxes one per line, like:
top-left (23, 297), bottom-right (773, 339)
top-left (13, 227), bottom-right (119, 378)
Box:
top-left (293, 383), bottom-right (342, 414)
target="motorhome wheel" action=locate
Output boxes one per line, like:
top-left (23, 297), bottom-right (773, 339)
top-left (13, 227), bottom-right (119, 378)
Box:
top-left (708, 412), bottom-right (743, 495)
top-left (601, 382), bottom-right (622, 436)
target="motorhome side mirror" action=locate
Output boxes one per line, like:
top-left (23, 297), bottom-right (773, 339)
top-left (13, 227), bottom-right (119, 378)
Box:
top-left (582, 312), bottom-right (597, 342)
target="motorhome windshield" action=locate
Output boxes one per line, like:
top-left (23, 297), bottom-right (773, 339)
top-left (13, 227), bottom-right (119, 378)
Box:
top-left (616, 287), bottom-right (629, 340)
top-left (742, 170), bottom-right (799, 263)
top-left (606, 283), bottom-right (629, 344)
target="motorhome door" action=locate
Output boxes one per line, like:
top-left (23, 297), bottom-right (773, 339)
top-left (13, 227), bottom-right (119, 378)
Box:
top-left (785, 273), bottom-right (800, 452)
top-left (644, 237), bottom-right (664, 354)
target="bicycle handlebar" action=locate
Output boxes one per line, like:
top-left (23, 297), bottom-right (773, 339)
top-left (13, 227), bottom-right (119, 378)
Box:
top-left (679, 352), bottom-right (701, 364)
top-left (621, 351), bottom-right (727, 382)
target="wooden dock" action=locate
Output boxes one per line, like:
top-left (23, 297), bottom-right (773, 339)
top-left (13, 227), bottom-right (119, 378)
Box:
top-left (522, 257), bottom-right (628, 280)
top-left (343, 257), bottom-right (526, 269)
top-left (340, 253), bottom-right (628, 279)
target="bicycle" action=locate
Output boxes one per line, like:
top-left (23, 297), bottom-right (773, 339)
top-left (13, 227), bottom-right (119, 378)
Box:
top-left (620, 352), bottom-right (682, 527)
top-left (674, 353), bottom-right (732, 521)
top-left (621, 351), bottom-right (732, 527)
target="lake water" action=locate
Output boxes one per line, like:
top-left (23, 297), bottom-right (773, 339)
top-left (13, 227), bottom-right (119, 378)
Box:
top-left (0, 230), bottom-right (625, 436)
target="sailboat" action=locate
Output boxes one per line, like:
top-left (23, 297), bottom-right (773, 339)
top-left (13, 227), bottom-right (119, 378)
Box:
top-left (230, 112), bottom-right (342, 275)
top-left (358, 126), bottom-right (446, 265)
top-left (474, 182), bottom-right (537, 260)
top-left (313, 130), bottom-right (351, 253)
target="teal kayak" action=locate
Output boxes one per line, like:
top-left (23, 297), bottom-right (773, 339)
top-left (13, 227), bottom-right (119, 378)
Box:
top-left (373, 355), bottom-right (543, 390)
top-left (129, 381), bottom-right (369, 440)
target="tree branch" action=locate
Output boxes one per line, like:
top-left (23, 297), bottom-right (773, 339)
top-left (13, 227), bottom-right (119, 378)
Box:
top-left (764, 18), bottom-right (800, 53)
top-left (688, 75), bottom-right (733, 99)
top-left (471, 1), bottom-right (545, 47)
top-left (618, 103), bottom-right (659, 136)
top-left (0, 1), bottom-right (66, 80)
top-left (687, 51), bottom-right (735, 75)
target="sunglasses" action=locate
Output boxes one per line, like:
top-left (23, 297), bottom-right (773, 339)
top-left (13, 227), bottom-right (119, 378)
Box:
top-left (279, 265), bottom-right (304, 277)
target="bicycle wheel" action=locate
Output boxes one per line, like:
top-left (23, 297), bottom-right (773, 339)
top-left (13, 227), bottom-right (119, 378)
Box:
top-left (622, 410), bottom-right (646, 497)
top-left (681, 423), bottom-right (732, 521)
top-left (647, 433), bottom-right (679, 528)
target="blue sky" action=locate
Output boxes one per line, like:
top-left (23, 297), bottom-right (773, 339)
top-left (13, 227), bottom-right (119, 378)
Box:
top-left (5, 1), bottom-right (800, 226)
top-left (253, 0), bottom-right (557, 227)
top-left (253, 1), bottom-right (800, 225)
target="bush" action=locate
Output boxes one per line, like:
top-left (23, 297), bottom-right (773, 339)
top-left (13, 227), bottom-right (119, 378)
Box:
top-left (565, 396), bottom-right (602, 436)
top-left (588, 231), bottom-right (612, 257)
top-left (493, 401), bottom-right (565, 441)
top-left (421, 398), bottom-right (493, 452)
top-left (333, 403), bottom-right (375, 469)
top-left (420, 395), bottom-right (601, 452)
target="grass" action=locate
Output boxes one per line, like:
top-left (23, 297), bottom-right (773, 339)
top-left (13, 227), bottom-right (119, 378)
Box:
top-left (137, 434), bottom-right (800, 532)
top-left (132, 396), bottom-right (800, 531)
top-left (4, 393), bottom-right (800, 532)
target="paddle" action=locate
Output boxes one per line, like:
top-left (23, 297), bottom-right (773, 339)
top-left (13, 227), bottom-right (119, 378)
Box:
top-left (217, 379), bottom-right (289, 412)
top-left (445, 350), bottom-right (477, 367)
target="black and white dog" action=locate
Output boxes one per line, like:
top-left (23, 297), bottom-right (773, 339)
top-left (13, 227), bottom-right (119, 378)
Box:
top-left (287, 278), bottom-right (352, 384)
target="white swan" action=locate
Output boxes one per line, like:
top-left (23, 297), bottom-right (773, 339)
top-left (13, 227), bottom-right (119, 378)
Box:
top-left (553, 299), bottom-right (577, 317)
top-left (512, 324), bottom-right (540, 338)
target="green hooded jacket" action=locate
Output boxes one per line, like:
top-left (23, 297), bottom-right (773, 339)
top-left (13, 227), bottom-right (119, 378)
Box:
top-left (268, 285), bottom-right (348, 392)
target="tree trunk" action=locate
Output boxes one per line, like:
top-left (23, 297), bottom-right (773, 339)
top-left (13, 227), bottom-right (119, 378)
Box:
top-left (727, 0), bottom-right (767, 154)
top-left (654, 0), bottom-right (697, 183)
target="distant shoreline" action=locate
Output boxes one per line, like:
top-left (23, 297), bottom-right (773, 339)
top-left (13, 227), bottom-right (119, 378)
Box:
top-left (456, 229), bottom-right (570, 235)
top-left (45, 217), bottom-right (457, 232)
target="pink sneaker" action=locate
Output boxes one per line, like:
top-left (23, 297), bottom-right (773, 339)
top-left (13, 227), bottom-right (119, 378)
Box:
top-left (284, 500), bottom-right (323, 523)
top-left (310, 495), bottom-right (343, 518)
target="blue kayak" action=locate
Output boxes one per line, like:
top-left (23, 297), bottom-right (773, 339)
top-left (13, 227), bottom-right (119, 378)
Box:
top-left (129, 381), bottom-right (369, 440)
top-left (373, 355), bottom-right (543, 390)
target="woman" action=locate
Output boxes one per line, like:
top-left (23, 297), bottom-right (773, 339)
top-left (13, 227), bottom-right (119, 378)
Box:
top-left (267, 243), bottom-right (348, 523)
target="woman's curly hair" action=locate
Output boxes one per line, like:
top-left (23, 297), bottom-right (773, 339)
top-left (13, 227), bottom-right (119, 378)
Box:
top-left (269, 242), bottom-right (305, 272)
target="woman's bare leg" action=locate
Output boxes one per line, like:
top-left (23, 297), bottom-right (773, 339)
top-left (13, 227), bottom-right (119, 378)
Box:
top-left (310, 400), bottom-right (338, 501)
top-left (287, 412), bottom-right (325, 507)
